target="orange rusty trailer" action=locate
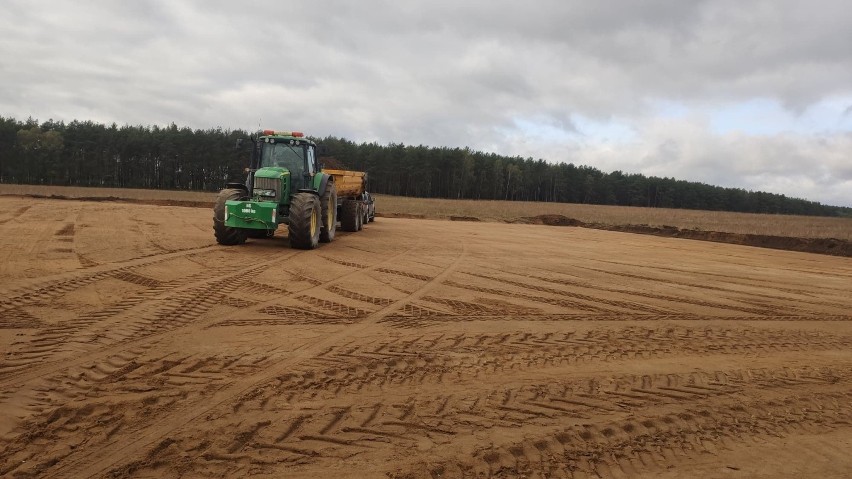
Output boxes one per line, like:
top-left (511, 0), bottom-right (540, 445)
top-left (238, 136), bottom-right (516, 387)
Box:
top-left (324, 169), bottom-right (374, 232)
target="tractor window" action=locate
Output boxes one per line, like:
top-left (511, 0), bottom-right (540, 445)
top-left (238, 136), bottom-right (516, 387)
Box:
top-left (260, 141), bottom-right (306, 188)
top-left (307, 147), bottom-right (316, 175)
top-left (260, 142), bottom-right (304, 170)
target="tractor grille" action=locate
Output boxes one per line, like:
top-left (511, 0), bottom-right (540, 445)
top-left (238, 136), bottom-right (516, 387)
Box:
top-left (252, 177), bottom-right (280, 202)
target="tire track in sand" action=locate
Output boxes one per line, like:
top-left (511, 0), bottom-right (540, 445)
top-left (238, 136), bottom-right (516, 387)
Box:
top-left (100, 365), bottom-right (852, 478)
top-left (15, 238), bottom-right (458, 479)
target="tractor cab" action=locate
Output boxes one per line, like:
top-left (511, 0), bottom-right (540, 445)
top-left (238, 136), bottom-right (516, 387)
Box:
top-left (255, 130), bottom-right (317, 194)
top-left (251, 130), bottom-right (318, 197)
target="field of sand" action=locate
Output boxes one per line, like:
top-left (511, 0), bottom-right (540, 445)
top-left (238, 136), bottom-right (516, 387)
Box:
top-left (1, 195), bottom-right (851, 478)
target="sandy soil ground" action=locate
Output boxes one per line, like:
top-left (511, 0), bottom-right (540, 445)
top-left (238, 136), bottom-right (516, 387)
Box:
top-left (1, 196), bottom-right (851, 478)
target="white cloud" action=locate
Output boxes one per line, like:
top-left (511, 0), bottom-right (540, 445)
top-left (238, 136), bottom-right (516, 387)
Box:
top-left (528, 116), bottom-right (852, 206)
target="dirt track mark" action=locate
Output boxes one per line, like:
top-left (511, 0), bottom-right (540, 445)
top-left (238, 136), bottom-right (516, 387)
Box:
top-left (0, 244), bottom-right (219, 310)
top-left (422, 296), bottom-right (510, 316)
top-left (460, 273), bottom-right (672, 314)
top-left (375, 267), bottom-right (434, 281)
top-left (470, 268), bottom-right (785, 316)
top-left (55, 223), bottom-right (75, 237)
top-left (476, 297), bottom-right (544, 315)
top-left (75, 252), bottom-right (99, 268)
top-left (3, 201), bottom-right (851, 478)
top-left (0, 350), bottom-right (278, 478)
top-left (212, 317), bottom-right (353, 327)
top-left (418, 296), bottom-right (547, 316)
top-left (588, 257), bottom-right (852, 296)
top-left (0, 264), bottom-right (274, 422)
top-left (396, 389), bottom-right (852, 478)
top-left (290, 271), bottom-right (323, 286)
top-left (0, 270), bottom-right (114, 310)
top-left (443, 279), bottom-right (593, 311)
top-left (295, 295), bottom-right (372, 318)
top-left (218, 295), bottom-right (258, 309)
top-left (574, 265), bottom-right (812, 315)
top-left (327, 285), bottom-right (395, 307)
top-left (444, 278), bottom-right (668, 314)
top-left (241, 280), bottom-right (289, 296)
top-left (0, 307), bottom-right (44, 329)
top-left (112, 271), bottom-right (164, 288)
top-left (394, 302), bottom-right (453, 318)
top-left (13, 238), bottom-right (452, 478)
top-left (381, 312), bottom-right (852, 328)
top-left (0, 280), bottom-right (175, 372)
top-left (0, 264), bottom-right (224, 378)
top-left (0, 205), bottom-right (32, 225)
top-left (236, 305), bottom-right (348, 325)
top-left (263, 327), bottom-right (852, 392)
top-left (0, 254), bottom-right (279, 385)
top-left (3, 234), bottom-right (426, 387)
top-left (109, 365), bottom-right (852, 477)
top-left (319, 255), bottom-right (369, 269)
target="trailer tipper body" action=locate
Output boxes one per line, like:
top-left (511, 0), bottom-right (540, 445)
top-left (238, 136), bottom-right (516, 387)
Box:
top-left (324, 169), bottom-right (375, 231)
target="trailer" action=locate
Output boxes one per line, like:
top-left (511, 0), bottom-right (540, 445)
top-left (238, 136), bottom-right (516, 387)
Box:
top-left (324, 169), bottom-right (375, 232)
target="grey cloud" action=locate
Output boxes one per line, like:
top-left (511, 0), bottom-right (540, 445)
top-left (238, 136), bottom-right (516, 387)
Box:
top-left (1, 1), bottom-right (851, 205)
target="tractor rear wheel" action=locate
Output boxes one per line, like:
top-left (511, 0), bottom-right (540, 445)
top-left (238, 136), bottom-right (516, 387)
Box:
top-left (320, 183), bottom-right (337, 243)
top-left (288, 193), bottom-right (321, 250)
top-left (213, 188), bottom-right (248, 245)
top-left (341, 199), bottom-right (360, 232)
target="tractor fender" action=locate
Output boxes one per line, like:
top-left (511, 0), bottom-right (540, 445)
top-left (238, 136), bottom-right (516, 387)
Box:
top-left (317, 173), bottom-right (333, 196)
top-left (225, 182), bottom-right (249, 194)
top-left (296, 189), bottom-right (320, 197)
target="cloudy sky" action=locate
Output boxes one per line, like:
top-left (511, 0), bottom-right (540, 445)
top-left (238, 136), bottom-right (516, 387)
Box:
top-left (2, 1), bottom-right (851, 206)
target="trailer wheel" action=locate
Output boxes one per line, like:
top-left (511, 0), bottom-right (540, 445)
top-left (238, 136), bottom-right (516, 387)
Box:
top-left (213, 188), bottom-right (248, 245)
top-left (341, 199), bottom-right (360, 232)
top-left (357, 203), bottom-right (364, 231)
top-left (319, 183), bottom-right (337, 243)
top-left (289, 193), bottom-right (321, 249)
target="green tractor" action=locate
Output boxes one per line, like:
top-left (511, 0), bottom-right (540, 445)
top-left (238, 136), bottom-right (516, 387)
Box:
top-left (213, 130), bottom-right (337, 249)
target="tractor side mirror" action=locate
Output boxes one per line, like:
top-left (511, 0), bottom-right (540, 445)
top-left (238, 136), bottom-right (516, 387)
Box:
top-left (235, 138), bottom-right (244, 149)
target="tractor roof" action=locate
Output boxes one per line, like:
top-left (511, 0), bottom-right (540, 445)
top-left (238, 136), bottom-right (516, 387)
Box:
top-left (259, 129), bottom-right (316, 146)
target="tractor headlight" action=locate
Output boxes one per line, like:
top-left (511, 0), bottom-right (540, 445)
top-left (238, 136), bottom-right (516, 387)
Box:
top-left (254, 189), bottom-right (276, 198)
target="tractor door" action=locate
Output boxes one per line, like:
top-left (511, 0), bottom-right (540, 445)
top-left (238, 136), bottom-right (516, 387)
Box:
top-left (306, 145), bottom-right (317, 184)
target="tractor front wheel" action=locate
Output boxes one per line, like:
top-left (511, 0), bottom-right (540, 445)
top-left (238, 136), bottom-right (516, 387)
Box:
top-left (288, 193), bottom-right (321, 250)
top-left (213, 188), bottom-right (248, 245)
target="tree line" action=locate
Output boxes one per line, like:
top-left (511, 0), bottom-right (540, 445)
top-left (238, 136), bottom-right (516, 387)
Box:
top-left (1, 116), bottom-right (848, 217)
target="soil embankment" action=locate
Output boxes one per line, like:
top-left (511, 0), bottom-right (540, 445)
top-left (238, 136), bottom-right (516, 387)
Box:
top-left (516, 213), bottom-right (852, 257)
